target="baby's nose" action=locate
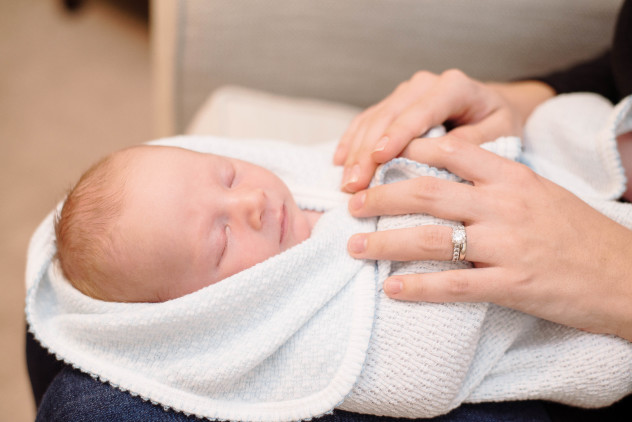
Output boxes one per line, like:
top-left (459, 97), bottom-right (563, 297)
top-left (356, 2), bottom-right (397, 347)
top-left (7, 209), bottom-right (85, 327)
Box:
top-left (239, 188), bottom-right (266, 229)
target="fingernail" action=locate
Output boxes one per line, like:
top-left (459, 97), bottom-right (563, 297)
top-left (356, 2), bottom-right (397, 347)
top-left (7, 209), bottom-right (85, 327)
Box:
top-left (341, 166), bottom-right (350, 187)
top-left (343, 164), bottom-right (360, 187)
top-left (348, 234), bottom-right (367, 254)
top-left (373, 136), bottom-right (389, 153)
top-left (384, 278), bottom-right (403, 295)
top-left (349, 191), bottom-right (366, 211)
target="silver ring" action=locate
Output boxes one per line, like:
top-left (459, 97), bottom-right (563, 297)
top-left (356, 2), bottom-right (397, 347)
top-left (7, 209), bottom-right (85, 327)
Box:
top-left (451, 224), bottom-right (467, 262)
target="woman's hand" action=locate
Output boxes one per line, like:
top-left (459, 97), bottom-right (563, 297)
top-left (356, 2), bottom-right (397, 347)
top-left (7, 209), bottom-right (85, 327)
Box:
top-left (334, 69), bottom-right (554, 192)
top-left (347, 136), bottom-right (632, 341)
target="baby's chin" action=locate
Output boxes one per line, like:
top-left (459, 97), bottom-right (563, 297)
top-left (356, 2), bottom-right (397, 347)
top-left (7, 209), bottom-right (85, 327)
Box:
top-left (290, 208), bottom-right (320, 247)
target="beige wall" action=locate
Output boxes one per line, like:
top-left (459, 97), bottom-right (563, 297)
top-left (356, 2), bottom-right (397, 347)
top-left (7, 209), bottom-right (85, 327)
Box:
top-left (0, 1), bottom-right (151, 420)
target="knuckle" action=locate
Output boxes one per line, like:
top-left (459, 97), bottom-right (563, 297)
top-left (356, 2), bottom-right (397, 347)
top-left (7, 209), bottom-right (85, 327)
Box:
top-left (361, 187), bottom-right (387, 215)
top-left (446, 273), bottom-right (470, 297)
top-left (437, 135), bottom-right (464, 153)
top-left (497, 200), bottom-right (527, 225)
top-left (411, 176), bottom-right (442, 200)
top-left (374, 106), bottom-right (398, 126)
top-left (441, 68), bottom-right (467, 83)
top-left (440, 69), bottom-right (481, 94)
top-left (389, 120), bottom-right (420, 140)
top-left (367, 232), bottom-right (389, 256)
top-left (418, 226), bottom-right (446, 254)
top-left (507, 161), bottom-right (538, 184)
top-left (411, 70), bottom-right (434, 84)
top-left (393, 80), bottom-right (410, 95)
top-left (407, 276), bottom-right (429, 298)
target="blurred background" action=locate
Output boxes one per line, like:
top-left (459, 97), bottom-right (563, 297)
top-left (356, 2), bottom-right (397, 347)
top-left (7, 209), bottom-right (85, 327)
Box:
top-left (1, 0), bottom-right (150, 420)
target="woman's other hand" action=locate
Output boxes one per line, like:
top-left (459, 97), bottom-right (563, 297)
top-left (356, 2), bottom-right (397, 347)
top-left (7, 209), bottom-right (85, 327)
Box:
top-left (335, 70), bottom-right (554, 192)
top-left (347, 137), bottom-right (632, 341)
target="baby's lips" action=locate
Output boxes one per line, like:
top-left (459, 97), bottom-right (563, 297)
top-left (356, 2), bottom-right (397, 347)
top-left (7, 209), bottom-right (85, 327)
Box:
top-left (279, 203), bottom-right (287, 244)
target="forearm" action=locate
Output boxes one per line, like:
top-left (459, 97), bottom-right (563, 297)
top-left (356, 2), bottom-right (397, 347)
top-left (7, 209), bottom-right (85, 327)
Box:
top-left (593, 215), bottom-right (632, 341)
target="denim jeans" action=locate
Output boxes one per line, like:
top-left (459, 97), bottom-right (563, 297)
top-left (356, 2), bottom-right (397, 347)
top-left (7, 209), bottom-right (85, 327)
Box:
top-left (29, 327), bottom-right (632, 422)
top-left (35, 366), bottom-right (552, 422)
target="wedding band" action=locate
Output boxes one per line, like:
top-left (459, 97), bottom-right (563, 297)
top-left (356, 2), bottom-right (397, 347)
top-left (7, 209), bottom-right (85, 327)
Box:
top-left (451, 225), bottom-right (467, 262)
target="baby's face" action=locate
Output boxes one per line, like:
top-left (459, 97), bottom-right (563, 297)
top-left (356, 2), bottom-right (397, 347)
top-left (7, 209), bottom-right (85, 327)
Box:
top-left (111, 146), bottom-right (312, 302)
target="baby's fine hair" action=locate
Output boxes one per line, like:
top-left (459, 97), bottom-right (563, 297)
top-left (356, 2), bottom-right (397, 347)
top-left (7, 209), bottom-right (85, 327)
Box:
top-left (54, 150), bottom-right (131, 301)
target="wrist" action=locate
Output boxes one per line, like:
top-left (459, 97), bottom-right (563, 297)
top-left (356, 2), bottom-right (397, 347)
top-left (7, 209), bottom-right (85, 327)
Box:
top-left (487, 80), bottom-right (556, 127)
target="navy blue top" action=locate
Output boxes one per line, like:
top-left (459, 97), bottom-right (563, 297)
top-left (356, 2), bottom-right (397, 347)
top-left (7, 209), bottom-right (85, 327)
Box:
top-left (534, 0), bottom-right (631, 103)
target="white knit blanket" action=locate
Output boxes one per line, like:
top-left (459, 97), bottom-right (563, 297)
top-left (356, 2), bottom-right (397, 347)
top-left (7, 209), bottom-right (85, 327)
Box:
top-left (26, 94), bottom-right (632, 421)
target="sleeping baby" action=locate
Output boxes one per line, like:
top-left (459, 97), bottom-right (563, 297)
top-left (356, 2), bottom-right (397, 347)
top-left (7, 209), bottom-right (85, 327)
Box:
top-left (30, 93), bottom-right (632, 421)
top-left (55, 144), bottom-right (323, 303)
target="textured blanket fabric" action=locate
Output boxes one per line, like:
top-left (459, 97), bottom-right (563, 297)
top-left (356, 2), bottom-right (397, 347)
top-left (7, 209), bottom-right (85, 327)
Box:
top-left (26, 137), bottom-right (377, 422)
top-left (26, 94), bottom-right (632, 421)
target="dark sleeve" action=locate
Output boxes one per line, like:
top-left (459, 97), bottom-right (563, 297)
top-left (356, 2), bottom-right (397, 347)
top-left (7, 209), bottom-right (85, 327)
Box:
top-left (531, 0), bottom-right (631, 103)
top-left (531, 52), bottom-right (619, 103)
top-left (612, 0), bottom-right (632, 98)
top-left (26, 328), bottom-right (66, 407)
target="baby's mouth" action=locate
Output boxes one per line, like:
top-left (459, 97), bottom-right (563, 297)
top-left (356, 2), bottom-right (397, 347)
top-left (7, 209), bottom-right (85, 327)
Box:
top-left (279, 203), bottom-right (287, 245)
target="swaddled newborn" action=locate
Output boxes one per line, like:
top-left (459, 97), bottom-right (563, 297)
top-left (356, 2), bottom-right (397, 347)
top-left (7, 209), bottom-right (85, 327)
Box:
top-left (55, 144), bottom-right (322, 302)
top-left (33, 94), bottom-right (632, 421)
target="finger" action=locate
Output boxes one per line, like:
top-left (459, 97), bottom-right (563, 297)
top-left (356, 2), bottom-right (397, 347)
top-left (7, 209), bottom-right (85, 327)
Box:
top-left (342, 107), bottom-right (412, 192)
top-left (341, 117), bottom-right (382, 192)
top-left (341, 73), bottom-right (439, 190)
top-left (344, 107), bottom-right (396, 168)
top-left (349, 223), bottom-right (481, 262)
top-left (340, 107), bottom-right (391, 192)
top-left (361, 78), bottom-right (440, 164)
top-left (336, 105), bottom-right (384, 167)
top-left (332, 141), bottom-right (348, 166)
top-left (334, 110), bottom-right (368, 165)
top-left (341, 157), bottom-right (381, 193)
top-left (399, 136), bottom-right (521, 184)
top-left (373, 69), bottom-right (489, 162)
top-left (447, 107), bottom-right (520, 145)
top-left (347, 225), bottom-right (451, 261)
top-left (348, 176), bottom-right (480, 222)
top-left (383, 267), bottom-right (504, 303)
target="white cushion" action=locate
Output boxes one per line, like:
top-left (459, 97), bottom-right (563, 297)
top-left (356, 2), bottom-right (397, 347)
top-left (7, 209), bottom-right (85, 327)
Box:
top-left (186, 85), bottom-right (360, 145)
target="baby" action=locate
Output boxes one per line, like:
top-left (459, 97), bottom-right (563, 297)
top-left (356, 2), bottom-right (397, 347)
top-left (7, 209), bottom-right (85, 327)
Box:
top-left (55, 144), bottom-right (322, 303)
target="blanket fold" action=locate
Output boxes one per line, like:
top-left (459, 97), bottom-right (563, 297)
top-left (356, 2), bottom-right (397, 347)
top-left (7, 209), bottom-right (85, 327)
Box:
top-left (29, 204), bottom-right (377, 421)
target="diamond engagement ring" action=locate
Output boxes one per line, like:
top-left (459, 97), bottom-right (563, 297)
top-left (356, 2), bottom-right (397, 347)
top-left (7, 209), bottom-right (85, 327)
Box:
top-left (451, 225), bottom-right (467, 262)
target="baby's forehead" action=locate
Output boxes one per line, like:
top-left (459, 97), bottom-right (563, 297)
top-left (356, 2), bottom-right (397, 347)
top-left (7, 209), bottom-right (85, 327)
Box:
top-left (116, 145), bottom-right (273, 186)
top-left (123, 145), bottom-right (218, 163)
top-left (116, 145), bottom-right (201, 173)
top-left (116, 146), bottom-right (229, 199)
